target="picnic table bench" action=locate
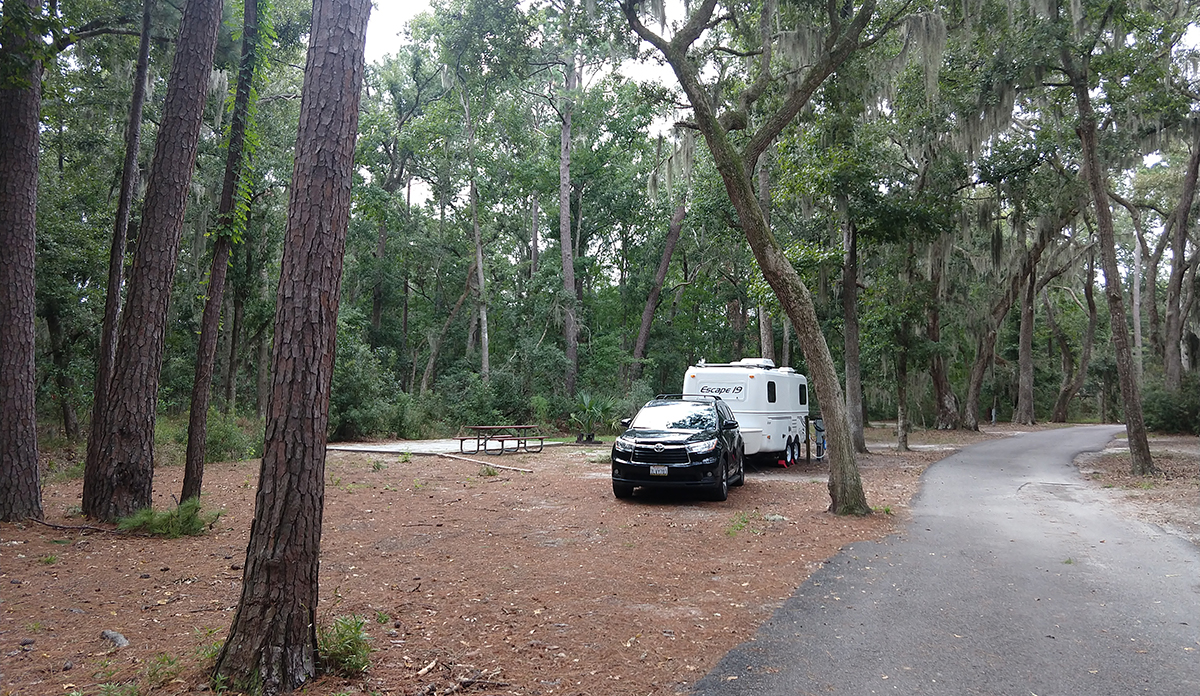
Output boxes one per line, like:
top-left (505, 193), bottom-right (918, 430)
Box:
top-left (453, 425), bottom-right (545, 455)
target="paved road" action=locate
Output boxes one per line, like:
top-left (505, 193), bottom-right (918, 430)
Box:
top-left (694, 426), bottom-right (1199, 696)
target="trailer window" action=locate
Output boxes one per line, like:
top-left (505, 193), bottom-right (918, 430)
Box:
top-left (799, 384), bottom-right (807, 406)
top-left (767, 381), bottom-right (777, 403)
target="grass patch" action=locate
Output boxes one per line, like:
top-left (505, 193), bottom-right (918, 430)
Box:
top-left (116, 498), bottom-right (221, 538)
top-left (479, 464), bottom-right (499, 477)
top-left (318, 614), bottom-right (372, 676)
top-left (725, 511), bottom-right (761, 537)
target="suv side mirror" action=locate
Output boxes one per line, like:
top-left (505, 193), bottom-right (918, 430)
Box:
top-left (619, 418), bottom-right (632, 428)
top-left (722, 420), bottom-right (738, 430)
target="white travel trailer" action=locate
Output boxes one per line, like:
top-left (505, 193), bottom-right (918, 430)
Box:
top-left (681, 358), bottom-right (817, 465)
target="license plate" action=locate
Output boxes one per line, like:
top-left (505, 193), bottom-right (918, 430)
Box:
top-left (649, 465), bottom-right (668, 476)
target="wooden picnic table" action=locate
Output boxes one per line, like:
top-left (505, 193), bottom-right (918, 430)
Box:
top-left (454, 425), bottom-right (545, 455)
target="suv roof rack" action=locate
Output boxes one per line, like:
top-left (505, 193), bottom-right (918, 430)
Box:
top-left (653, 393), bottom-right (721, 402)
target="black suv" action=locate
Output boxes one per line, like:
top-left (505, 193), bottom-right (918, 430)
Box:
top-left (610, 394), bottom-right (744, 501)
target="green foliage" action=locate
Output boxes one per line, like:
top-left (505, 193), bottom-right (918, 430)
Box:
top-left (434, 369), bottom-right (501, 426)
top-left (330, 315), bottom-right (399, 441)
top-left (204, 410), bottom-right (264, 462)
top-left (116, 498), bottom-right (222, 538)
top-left (569, 393), bottom-right (617, 435)
top-left (144, 653), bottom-right (182, 687)
top-left (317, 614), bottom-right (372, 677)
top-left (1142, 376), bottom-right (1200, 435)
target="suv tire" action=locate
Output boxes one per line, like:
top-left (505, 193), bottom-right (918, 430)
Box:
top-left (613, 481), bottom-right (634, 499)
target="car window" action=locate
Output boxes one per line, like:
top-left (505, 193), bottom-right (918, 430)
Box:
top-left (631, 402), bottom-right (716, 431)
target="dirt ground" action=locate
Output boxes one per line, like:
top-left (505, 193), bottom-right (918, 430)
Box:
top-left (1, 425), bottom-right (1194, 696)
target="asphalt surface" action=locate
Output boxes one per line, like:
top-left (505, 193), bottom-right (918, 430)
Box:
top-left (693, 425), bottom-right (1199, 696)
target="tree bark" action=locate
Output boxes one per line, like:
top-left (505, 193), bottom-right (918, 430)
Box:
top-left (631, 204), bottom-right (685, 380)
top-left (82, 0), bottom-right (223, 522)
top-left (1013, 263), bottom-right (1037, 424)
top-left (0, 0), bottom-right (44, 521)
top-left (840, 197), bottom-right (867, 450)
top-left (213, 0), bottom-right (369, 691)
top-left (87, 0), bottom-right (154, 477)
top-left (623, 0), bottom-right (874, 514)
top-left (559, 54), bottom-right (579, 396)
top-left (1063, 49), bottom-right (1155, 476)
top-left (183, 0), bottom-right (259, 503)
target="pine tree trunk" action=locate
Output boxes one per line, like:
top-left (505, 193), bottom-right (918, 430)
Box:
top-left (183, 0), bottom-right (259, 502)
top-left (631, 204), bottom-right (685, 380)
top-left (1063, 50), bottom-right (1155, 477)
top-left (0, 0), bottom-right (43, 521)
top-left (82, 0), bottom-right (223, 522)
top-left (559, 55), bottom-right (579, 396)
top-left (213, 1), bottom-right (369, 691)
top-left (87, 0), bottom-right (154, 475)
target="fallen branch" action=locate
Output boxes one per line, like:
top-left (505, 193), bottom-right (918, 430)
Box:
top-left (437, 453), bottom-right (533, 473)
top-left (26, 518), bottom-right (138, 536)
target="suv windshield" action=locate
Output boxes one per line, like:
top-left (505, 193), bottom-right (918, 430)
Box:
top-left (630, 401), bottom-right (716, 431)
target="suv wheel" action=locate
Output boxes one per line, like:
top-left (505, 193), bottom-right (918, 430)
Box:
top-left (613, 481), bottom-right (634, 499)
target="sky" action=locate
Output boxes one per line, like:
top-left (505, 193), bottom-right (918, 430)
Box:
top-left (365, 1), bottom-right (429, 64)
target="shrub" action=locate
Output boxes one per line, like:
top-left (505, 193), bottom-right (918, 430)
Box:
top-left (330, 320), bottom-right (396, 441)
top-left (116, 498), bottom-right (221, 538)
top-left (205, 410), bottom-right (263, 462)
top-left (1143, 375), bottom-right (1200, 434)
top-left (318, 614), bottom-right (372, 676)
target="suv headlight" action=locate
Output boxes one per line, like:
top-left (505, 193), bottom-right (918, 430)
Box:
top-left (685, 439), bottom-right (718, 454)
top-left (614, 436), bottom-right (635, 453)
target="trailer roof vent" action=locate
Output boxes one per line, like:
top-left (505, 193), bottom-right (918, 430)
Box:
top-left (734, 358), bottom-right (776, 368)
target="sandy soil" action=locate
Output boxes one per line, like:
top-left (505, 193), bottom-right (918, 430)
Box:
top-left (0, 424), bottom-right (1192, 696)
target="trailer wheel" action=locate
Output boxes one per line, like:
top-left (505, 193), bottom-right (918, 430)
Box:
top-left (785, 436), bottom-right (799, 467)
